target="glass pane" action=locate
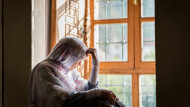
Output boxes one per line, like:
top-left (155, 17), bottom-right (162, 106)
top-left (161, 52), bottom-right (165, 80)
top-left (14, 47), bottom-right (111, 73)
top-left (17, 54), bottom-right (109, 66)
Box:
top-left (94, 25), bottom-right (106, 43)
top-left (140, 75), bottom-right (156, 107)
top-left (107, 44), bottom-right (122, 61)
top-left (141, 22), bottom-right (155, 61)
top-left (123, 43), bottom-right (128, 61)
top-left (106, 24), bottom-right (127, 43)
top-left (97, 44), bottom-right (106, 61)
top-left (141, 0), bottom-right (155, 17)
top-left (94, 0), bottom-right (127, 19)
top-left (94, 24), bottom-right (128, 62)
top-left (99, 75), bottom-right (132, 106)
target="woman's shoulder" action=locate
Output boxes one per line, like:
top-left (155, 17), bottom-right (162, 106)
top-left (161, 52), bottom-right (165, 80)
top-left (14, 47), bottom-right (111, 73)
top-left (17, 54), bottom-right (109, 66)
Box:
top-left (32, 60), bottom-right (56, 72)
top-left (31, 60), bottom-right (60, 78)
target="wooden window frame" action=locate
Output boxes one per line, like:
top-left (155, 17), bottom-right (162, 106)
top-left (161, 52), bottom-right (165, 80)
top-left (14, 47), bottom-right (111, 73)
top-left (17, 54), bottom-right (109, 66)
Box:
top-left (89, 0), bottom-right (135, 74)
top-left (50, 0), bottom-right (57, 50)
top-left (89, 0), bottom-right (155, 107)
top-left (134, 0), bottom-right (155, 71)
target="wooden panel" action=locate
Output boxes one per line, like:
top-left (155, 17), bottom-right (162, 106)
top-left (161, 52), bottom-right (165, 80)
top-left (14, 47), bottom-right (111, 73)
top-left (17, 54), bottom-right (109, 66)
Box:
top-left (132, 74), bottom-right (139, 107)
top-left (3, 0), bottom-right (31, 106)
top-left (88, 0), bottom-right (95, 79)
top-left (134, 0), bottom-right (141, 69)
top-left (140, 17), bottom-right (155, 22)
top-left (99, 62), bottom-right (132, 70)
top-left (128, 0), bottom-right (135, 72)
top-left (98, 68), bottom-right (155, 74)
top-left (156, 0), bottom-right (190, 106)
top-left (90, 0), bottom-right (94, 48)
top-left (139, 62), bottom-right (156, 69)
top-left (0, 0), bottom-right (2, 106)
top-left (94, 19), bottom-right (128, 25)
top-left (50, 0), bottom-right (57, 50)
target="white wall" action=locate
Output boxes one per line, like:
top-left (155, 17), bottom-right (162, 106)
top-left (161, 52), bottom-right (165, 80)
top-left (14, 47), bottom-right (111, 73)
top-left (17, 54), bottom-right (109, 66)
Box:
top-left (32, 0), bottom-right (51, 68)
top-left (32, 0), bottom-right (46, 68)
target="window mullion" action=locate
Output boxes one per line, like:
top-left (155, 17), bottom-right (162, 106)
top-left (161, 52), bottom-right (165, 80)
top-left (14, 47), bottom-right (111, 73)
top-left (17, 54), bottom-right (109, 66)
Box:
top-left (134, 0), bottom-right (141, 69)
top-left (128, 0), bottom-right (135, 69)
top-left (132, 73), bottom-right (140, 107)
top-left (133, 0), bottom-right (141, 107)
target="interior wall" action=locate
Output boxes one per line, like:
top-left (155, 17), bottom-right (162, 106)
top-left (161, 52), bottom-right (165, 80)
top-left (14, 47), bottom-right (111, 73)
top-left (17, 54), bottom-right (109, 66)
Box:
top-left (156, 0), bottom-right (190, 107)
top-left (32, 0), bottom-right (46, 68)
top-left (45, 0), bottom-right (51, 55)
top-left (3, 0), bottom-right (31, 106)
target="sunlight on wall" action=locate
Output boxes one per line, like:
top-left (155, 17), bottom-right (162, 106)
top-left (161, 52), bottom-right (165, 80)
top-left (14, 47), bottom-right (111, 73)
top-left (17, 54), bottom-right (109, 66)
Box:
top-left (32, 0), bottom-right (46, 68)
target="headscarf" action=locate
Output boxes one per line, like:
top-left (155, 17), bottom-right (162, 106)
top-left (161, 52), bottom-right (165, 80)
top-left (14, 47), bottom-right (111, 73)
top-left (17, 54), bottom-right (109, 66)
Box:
top-left (47, 36), bottom-right (88, 69)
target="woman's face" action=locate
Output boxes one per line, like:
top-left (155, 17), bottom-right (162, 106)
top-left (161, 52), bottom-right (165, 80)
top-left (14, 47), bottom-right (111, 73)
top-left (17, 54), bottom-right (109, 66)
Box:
top-left (68, 61), bottom-right (81, 70)
top-left (68, 55), bottom-right (88, 70)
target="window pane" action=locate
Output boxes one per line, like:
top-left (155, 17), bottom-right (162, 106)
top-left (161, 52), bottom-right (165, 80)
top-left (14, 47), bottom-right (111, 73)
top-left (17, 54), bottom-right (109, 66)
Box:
top-left (123, 43), bottom-right (128, 61)
top-left (107, 44), bottom-right (122, 61)
top-left (97, 44), bottom-right (106, 61)
top-left (94, 0), bottom-right (127, 19)
top-left (141, 22), bottom-right (155, 61)
top-left (94, 24), bottom-right (128, 61)
top-left (141, 0), bottom-right (155, 17)
top-left (140, 75), bottom-right (156, 107)
top-left (99, 75), bottom-right (132, 107)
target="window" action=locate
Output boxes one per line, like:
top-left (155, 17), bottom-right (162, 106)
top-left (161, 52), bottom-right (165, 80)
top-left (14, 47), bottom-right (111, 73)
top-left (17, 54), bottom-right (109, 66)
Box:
top-left (90, 0), bottom-right (155, 107)
top-left (50, 0), bottom-right (155, 107)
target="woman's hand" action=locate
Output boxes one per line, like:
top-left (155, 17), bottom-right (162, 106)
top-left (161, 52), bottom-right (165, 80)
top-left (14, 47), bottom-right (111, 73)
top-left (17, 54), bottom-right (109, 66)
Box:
top-left (101, 89), bottom-right (117, 105)
top-left (86, 88), bottom-right (117, 105)
top-left (86, 48), bottom-right (99, 62)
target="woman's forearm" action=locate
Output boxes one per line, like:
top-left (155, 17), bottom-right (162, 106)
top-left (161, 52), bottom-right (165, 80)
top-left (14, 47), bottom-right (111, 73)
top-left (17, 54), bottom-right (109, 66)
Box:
top-left (88, 58), bottom-right (99, 85)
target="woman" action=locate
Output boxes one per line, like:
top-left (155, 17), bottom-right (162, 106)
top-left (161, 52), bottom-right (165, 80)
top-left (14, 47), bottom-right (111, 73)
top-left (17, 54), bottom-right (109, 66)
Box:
top-left (28, 36), bottom-right (125, 107)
